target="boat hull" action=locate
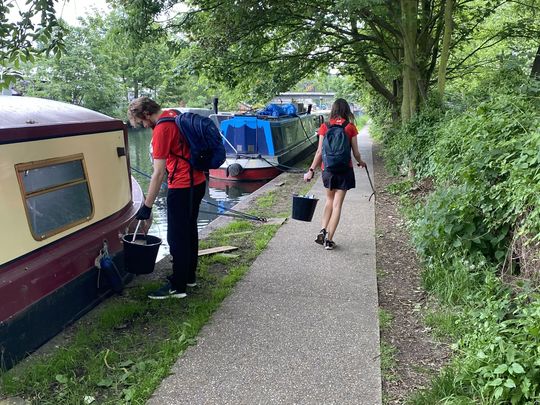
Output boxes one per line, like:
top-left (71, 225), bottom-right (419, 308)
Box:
top-left (0, 178), bottom-right (143, 370)
top-left (0, 97), bottom-right (144, 369)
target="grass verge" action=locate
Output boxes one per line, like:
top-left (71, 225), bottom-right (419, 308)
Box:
top-left (0, 180), bottom-right (296, 404)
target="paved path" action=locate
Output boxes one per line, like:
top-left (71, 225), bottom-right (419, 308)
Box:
top-left (148, 128), bottom-right (381, 404)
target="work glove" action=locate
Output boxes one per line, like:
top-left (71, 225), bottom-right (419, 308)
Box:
top-left (135, 204), bottom-right (152, 220)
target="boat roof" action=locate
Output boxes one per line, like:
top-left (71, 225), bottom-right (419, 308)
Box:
top-left (0, 96), bottom-right (116, 130)
top-left (0, 96), bottom-right (125, 144)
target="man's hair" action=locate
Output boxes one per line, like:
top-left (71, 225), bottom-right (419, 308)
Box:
top-left (330, 98), bottom-right (355, 123)
top-left (127, 97), bottom-right (161, 127)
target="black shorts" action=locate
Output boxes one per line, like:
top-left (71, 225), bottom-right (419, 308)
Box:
top-left (322, 167), bottom-right (356, 190)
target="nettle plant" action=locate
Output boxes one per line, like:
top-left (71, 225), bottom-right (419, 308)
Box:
top-left (413, 75), bottom-right (540, 268)
top-left (456, 286), bottom-right (540, 403)
top-left (410, 183), bottom-right (506, 264)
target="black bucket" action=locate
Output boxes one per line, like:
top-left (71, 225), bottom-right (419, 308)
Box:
top-left (292, 194), bottom-right (319, 222)
top-left (122, 234), bottom-right (162, 275)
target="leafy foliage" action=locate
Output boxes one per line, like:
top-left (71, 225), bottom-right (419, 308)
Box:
top-left (0, 0), bottom-right (65, 88)
top-left (384, 61), bottom-right (540, 403)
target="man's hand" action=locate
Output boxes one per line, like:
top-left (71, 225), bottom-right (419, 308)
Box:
top-left (136, 204), bottom-right (152, 220)
top-left (357, 160), bottom-right (367, 168)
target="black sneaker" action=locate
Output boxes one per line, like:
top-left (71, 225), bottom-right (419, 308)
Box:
top-left (315, 228), bottom-right (327, 245)
top-left (186, 282), bottom-right (197, 288)
top-left (148, 282), bottom-right (187, 299)
top-left (324, 239), bottom-right (336, 250)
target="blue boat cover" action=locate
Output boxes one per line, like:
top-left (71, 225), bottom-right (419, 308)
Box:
top-left (256, 103), bottom-right (297, 117)
top-left (220, 117), bottom-right (274, 155)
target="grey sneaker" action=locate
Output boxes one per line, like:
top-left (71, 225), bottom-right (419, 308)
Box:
top-left (324, 240), bottom-right (336, 250)
top-left (315, 228), bottom-right (327, 245)
top-left (148, 282), bottom-right (187, 299)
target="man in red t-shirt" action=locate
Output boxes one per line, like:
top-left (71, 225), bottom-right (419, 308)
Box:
top-left (128, 97), bottom-right (206, 299)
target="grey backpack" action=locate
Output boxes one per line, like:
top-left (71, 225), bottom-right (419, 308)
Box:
top-left (322, 121), bottom-right (351, 173)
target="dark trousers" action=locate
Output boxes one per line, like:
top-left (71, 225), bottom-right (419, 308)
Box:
top-left (167, 182), bottom-right (206, 292)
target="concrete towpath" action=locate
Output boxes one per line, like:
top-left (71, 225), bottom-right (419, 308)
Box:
top-left (148, 127), bottom-right (381, 404)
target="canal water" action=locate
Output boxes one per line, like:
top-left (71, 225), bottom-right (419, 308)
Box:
top-left (128, 128), bottom-right (268, 261)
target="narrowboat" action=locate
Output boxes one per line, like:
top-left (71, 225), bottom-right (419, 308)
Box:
top-left (0, 96), bottom-right (144, 370)
top-left (209, 112), bottom-right (321, 181)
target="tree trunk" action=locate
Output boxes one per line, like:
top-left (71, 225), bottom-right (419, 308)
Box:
top-left (401, 0), bottom-right (418, 123)
top-left (437, 0), bottom-right (454, 96)
top-left (134, 80), bottom-right (139, 99)
top-left (531, 45), bottom-right (540, 79)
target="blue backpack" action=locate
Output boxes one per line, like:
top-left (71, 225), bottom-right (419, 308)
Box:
top-left (322, 121), bottom-right (351, 173)
top-left (156, 110), bottom-right (226, 180)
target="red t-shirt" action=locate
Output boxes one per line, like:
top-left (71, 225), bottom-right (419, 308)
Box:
top-left (318, 118), bottom-right (359, 169)
top-left (151, 110), bottom-right (206, 189)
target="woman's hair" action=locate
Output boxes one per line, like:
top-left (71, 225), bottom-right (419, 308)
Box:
top-left (127, 96), bottom-right (161, 127)
top-left (330, 98), bottom-right (355, 123)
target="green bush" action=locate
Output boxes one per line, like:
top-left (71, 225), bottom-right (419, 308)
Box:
top-left (381, 99), bottom-right (448, 177)
top-left (377, 63), bottom-right (540, 403)
top-left (455, 283), bottom-right (540, 404)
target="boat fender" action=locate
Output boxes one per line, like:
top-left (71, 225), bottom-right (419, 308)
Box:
top-left (100, 256), bottom-right (124, 293)
top-left (227, 163), bottom-right (244, 177)
top-left (95, 242), bottom-right (124, 293)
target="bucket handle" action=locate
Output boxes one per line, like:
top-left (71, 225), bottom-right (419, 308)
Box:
top-left (132, 220), bottom-right (143, 242)
top-left (126, 218), bottom-right (147, 242)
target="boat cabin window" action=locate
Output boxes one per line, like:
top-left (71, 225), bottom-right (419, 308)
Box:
top-left (16, 154), bottom-right (94, 240)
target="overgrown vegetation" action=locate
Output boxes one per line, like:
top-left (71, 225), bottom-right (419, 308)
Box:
top-left (374, 60), bottom-right (540, 403)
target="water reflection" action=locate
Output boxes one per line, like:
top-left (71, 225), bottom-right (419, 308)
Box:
top-left (128, 128), bottom-right (268, 261)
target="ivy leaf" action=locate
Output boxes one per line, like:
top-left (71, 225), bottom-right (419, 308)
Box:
top-left (494, 386), bottom-right (504, 399)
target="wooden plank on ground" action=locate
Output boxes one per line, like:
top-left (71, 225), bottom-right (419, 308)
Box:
top-left (198, 246), bottom-right (238, 256)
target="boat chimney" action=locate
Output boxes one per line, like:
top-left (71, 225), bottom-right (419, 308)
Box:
top-left (212, 97), bottom-right (219, 114)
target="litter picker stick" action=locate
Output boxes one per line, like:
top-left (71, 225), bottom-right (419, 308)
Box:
top-left (364, 166), bottom-right (376, 201)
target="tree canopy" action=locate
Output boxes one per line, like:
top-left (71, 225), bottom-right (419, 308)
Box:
top-left (0, 0), bottom-right (65, 87)
top-left (3, 0), bottom-right (539, 122)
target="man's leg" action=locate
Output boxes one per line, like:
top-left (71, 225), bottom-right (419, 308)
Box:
top-left (167, 187), bottom-right (192, 293)
top-left (187, 182), bottom-right (206, 285)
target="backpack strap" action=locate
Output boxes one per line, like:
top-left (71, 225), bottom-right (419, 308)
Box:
top-left (155, 109), bottom-right (190, 185)
top-left (155, 109), bottom-right (197, 218)
top-left (326, 120), bottom-right (349, 129)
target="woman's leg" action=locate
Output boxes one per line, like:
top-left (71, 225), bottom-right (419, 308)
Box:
top-left (321, 188), bottom-right (336, 230)
top-left (326, 189), bottom-right (347, 241)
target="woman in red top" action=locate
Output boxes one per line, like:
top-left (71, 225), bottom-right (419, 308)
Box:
top-left (128, 97), bottom-right (206, 299)
top-left (304, 99), bottom-right (366, 250)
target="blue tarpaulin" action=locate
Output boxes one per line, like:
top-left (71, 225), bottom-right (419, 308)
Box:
top-left (257, 103), bottom-right (297, 117)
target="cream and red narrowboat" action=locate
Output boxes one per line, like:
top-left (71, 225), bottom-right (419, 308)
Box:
top-left (0, 96), bottom-right (144, 369)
